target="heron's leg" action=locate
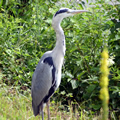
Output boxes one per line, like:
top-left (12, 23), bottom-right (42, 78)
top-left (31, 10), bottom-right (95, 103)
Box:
top-left (47, 100), bottom-right (50, 120)
top-left (42, 109), bottom-right (44, 120)
top-left (41, 103), bottom-right (44, 120)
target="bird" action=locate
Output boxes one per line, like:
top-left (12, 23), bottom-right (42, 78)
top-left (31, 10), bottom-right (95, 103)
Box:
top-left (31, 8), bottom-right (88, 120)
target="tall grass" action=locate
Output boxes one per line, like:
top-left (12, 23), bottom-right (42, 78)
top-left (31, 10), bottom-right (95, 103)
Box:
top-left (0, 84), bottom-right (95, 120)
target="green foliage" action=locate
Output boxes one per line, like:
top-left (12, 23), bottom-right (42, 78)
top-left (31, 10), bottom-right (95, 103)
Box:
top-left (0, 0), bottom-right (120, 119)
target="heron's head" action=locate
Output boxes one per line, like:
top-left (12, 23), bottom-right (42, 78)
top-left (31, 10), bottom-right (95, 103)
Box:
top-left (54, 8), bottom-right (87, 18)
top-left (52, 8), bottom-right (88, 27)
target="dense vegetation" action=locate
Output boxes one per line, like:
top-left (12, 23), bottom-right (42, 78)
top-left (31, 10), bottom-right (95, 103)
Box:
top-left (0, 0), bottom-right (120, 119)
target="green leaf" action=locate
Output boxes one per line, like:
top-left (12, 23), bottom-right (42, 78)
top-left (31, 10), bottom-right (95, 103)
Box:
top-left (77, 71), bottom-right (87, 80)
top-left (91, 104), bottom-right (101, 110)
top-left (60, 91), bottom-right (66, 95)
top-left (79, 4), bottom-right (84, 9)
top-left (65, 71), bottom-right (73, 78)
top-left (86, 84), bottom-right (96, 94)
top-left (0, 0), bottom-right (3, 9)
top-left (70, 80), bottom-right (79, 89)
top-left (83, 84), bottom-right (97, 99)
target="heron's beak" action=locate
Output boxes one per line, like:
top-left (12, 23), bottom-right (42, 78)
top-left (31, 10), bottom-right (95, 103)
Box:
top-left (69, 10), bottom-right (88, 14)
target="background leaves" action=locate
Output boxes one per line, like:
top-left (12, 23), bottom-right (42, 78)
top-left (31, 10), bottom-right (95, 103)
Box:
top-left (0, 0), bottom-right (120, 118)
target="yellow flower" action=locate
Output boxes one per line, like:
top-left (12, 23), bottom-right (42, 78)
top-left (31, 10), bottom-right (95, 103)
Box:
top-left (101, 49), bottom-right (109, 59)
top-left (99, 49), bottom-right (109, 120)
top-left (101, 59), bottom-right (108, 66)
top-left (100, 88), bottom-right (109, 100)
top-left (100, 66), bottom-right (109, 75)
top-left (100, 76), bottom-right (109, 87)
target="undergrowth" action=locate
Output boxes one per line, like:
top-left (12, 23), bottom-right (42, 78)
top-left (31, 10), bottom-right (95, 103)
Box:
top-left (0, 84), bottom-right (118, 120)
top-left (0, 84), bottom-right (101, 120)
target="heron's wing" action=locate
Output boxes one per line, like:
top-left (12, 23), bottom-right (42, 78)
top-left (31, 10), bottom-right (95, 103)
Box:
top-left (32, 62), bottom-right (52, 115)
top-left (31, 53), bottom-right (57, 116)
top-left (32, 63), bottom-right (52, 101)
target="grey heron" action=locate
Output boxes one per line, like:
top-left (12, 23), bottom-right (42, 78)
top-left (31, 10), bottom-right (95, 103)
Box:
top-left (31, 8), bottom-right (87, 120)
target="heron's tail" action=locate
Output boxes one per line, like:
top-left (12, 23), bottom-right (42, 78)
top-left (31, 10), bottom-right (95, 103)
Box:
top-left (32, 100), bottom-right (41, 116)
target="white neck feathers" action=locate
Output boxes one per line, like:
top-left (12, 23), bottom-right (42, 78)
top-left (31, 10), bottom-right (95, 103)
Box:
top-left (52, 16), bottom-right (66, 56)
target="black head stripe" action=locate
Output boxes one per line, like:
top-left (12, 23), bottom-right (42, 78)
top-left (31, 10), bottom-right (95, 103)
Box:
top-left (54, 9), bottom-right (68, 17)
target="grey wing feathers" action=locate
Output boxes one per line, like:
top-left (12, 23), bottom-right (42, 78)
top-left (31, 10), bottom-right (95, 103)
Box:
top-left (31, 52), bottom-right (54, 116)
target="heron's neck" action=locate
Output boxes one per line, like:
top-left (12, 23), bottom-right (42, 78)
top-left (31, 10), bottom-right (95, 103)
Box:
top-left (52, 22), bottom-right (66, 56)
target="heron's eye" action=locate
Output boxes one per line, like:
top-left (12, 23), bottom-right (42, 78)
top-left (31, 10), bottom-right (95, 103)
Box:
top-left (67, 11), bottom-right (70, 13)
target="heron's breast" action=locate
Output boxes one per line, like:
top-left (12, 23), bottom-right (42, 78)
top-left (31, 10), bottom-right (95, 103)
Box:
top-left (55, 69), bottom-right (61, 89)
top-left (52, 52), bottom-right (64, 89)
